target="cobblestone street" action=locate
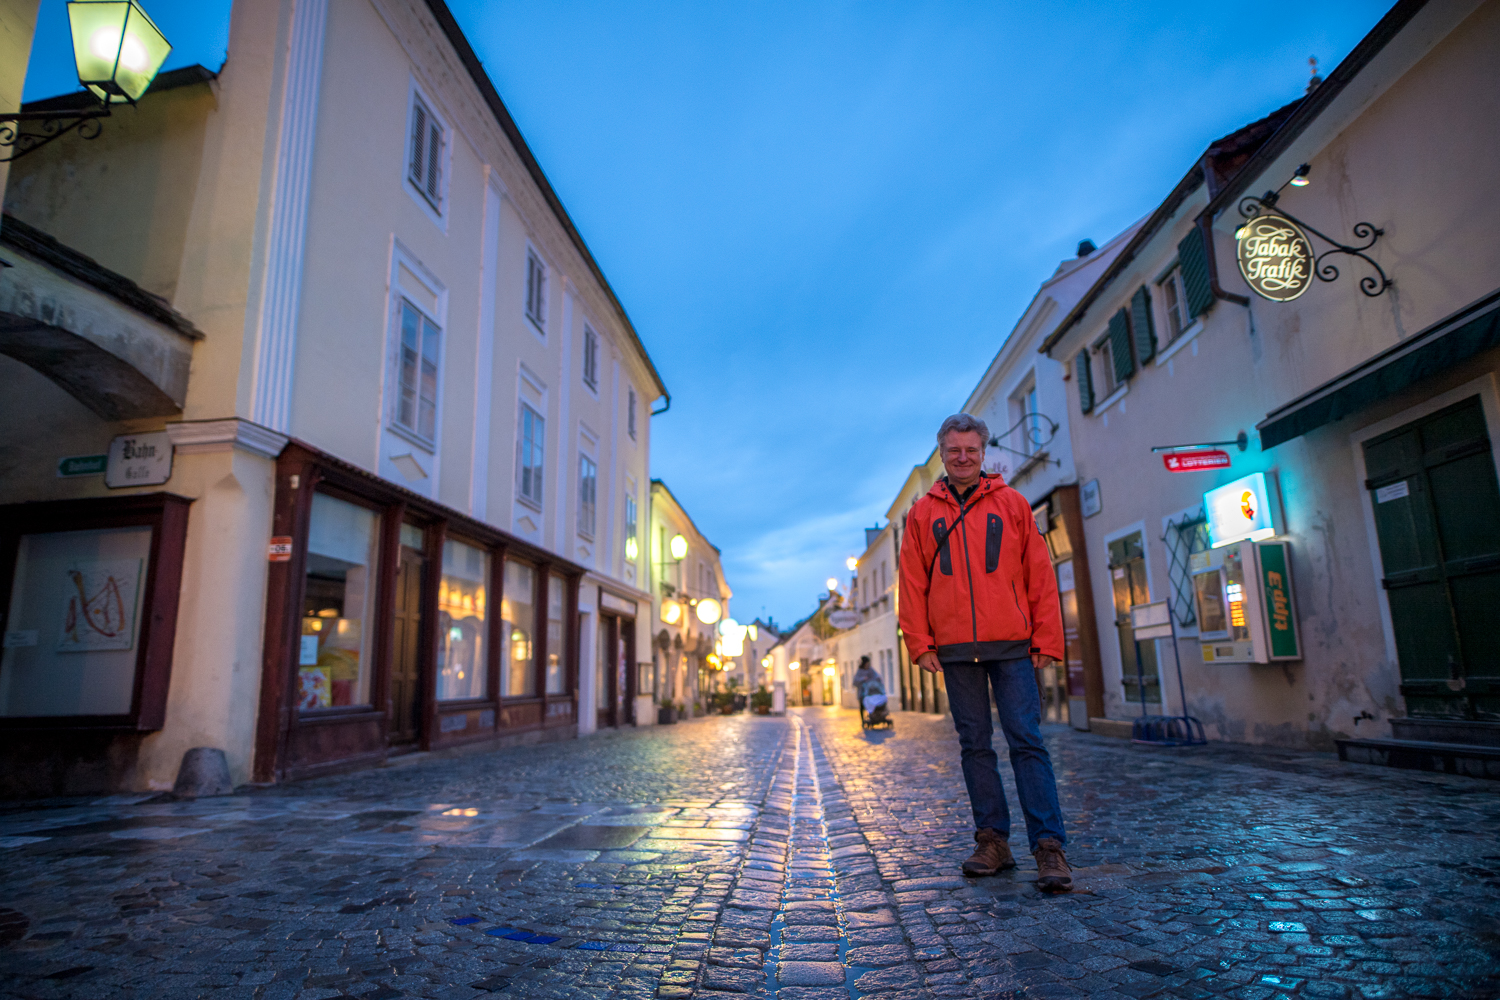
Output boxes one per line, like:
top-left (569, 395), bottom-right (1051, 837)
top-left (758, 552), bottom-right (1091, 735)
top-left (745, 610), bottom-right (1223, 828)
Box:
top-left (2, 708), bottom-right (1499, 1000)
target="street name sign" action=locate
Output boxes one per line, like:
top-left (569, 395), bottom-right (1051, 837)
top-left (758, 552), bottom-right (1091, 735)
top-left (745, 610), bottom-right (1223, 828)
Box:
top-left (57, 454), bottom-right (107, 477)
top-left (105, 432), bottom-right (173, 488)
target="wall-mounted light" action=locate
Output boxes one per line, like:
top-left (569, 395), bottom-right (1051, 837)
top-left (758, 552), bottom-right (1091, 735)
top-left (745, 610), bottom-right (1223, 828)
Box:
top-left (822, 665), bottom-right (835, 677)
top-left (1288, 163), bottom-right (1311, 187)
top-left (3, 1), bottom-right (172, 163)
top-left (788, 660), bottom-right (801, 671)
top-left (695, 597), bottom-right (722, 625)
top-left (845, 556), bottom-right (858, 571)
top-left (625, 536), bottom-right (639, 560)
top-left (825, 577), bottom-right (839, 593)
top-left (669, 534), bottom-right (688, 560)
top-left (660, 599), bottom-right (683, 625)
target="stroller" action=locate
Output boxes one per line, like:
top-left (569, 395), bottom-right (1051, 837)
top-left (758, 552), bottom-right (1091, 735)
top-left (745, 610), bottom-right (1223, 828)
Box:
top-left (854, 657), bottom-right (893, 730)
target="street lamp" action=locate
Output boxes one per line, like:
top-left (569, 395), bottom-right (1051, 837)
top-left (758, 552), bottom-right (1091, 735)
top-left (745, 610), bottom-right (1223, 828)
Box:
top-left (669, 534), bottom-right (688, 560)
top-left (695, 597), bottom-right (722, 625)
top-left (2, 1), bottom-right (172, 162)
top-left (846, 556), bottom-right (858, 571)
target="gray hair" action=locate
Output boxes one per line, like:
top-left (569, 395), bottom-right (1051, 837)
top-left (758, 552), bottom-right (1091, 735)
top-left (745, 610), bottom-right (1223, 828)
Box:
top-left (937, 413), bottom-right (989, 448)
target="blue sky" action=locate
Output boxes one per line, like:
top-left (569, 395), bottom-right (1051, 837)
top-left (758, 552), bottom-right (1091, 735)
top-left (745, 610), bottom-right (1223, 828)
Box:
top-left (24, 1), bottom-right (1386, 628)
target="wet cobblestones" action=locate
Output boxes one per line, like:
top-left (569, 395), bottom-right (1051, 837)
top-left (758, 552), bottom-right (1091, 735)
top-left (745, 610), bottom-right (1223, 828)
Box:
top-left (1, 709), bottom-right (1498, 999)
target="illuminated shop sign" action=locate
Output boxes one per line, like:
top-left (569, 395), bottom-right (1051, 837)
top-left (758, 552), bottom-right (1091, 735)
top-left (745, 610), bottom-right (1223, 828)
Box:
top-left (1204, 472), bottom-right (1277, 548)
top-left (1235, 215), bottom-right (1314, 302)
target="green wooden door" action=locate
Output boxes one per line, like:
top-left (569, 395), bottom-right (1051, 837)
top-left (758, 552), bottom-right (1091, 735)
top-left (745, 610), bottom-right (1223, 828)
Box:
top-left (1363, 396), bottom-right (1500, 720)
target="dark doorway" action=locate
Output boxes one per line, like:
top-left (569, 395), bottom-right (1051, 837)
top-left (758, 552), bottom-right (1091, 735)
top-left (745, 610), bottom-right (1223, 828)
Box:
top-left (1364, 396), bottom-right (1500, 720)
top-left (388, 542), bottom-right (426, 747)
top-left (621, 619), bottom-right (637, 725)
top-left (1108, 532), bottom-right (1160, 706)
top-left (597, 615), bottom-right (619, 729)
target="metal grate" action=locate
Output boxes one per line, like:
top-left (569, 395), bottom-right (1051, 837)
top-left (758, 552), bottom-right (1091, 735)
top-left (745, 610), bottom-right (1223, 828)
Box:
top-left (1162, 510), bottom-right (1209, 628)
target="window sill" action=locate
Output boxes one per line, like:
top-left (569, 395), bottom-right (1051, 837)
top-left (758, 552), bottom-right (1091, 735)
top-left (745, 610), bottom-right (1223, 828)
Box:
top-left (1092, 382), bottom-right (1128, 417)
top-left (387, 421), bottom-right (436, 454)
top-left (525, 313), bottom-right (546, 339)
top-left (1155, 319), bottom-right (1204, 365)
top-left (516, 494), bottom-right (543, 512)
top-left (577, 529), bottom-right (595, 542)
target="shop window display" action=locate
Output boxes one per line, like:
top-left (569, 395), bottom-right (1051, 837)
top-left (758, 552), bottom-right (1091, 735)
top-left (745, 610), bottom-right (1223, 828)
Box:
top-left (546, 573), bottom-right (567, 694)
top-left (300, 494), bottom-right (379, 710)
top-left (503, 559), bottom-right (536, 697)
top-left (438, 539), bottom-right (489, 701)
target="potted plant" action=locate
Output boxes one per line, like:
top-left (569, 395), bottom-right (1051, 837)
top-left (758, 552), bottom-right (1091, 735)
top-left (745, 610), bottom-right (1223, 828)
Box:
top-left (658, 702), bottom-right (676, 725)
top-left (751, 685), bottom-right (772, 715)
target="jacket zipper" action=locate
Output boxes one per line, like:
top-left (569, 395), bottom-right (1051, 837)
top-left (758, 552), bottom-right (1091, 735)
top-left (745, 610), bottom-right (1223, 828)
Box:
top-left (1011, 580), bottom-right (1029, 629)
top-left (959, 511), bottom-right (979, 660)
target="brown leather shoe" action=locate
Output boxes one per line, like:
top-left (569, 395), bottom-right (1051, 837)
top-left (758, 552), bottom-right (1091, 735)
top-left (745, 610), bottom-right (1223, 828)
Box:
top-left (961, 828), bottom-right (1015, 876)
top-left (1032, 837), bottom-right (1072, 892)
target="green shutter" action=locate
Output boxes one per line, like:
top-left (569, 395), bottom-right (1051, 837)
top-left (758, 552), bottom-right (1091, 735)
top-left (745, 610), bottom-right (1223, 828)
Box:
top-left (1108, 308), bottom-right (1134, 386)
top-left (1130, 285), bottom-right (1156, 365)
top-left (1075, 351), bottom-right (1094, 414)
top-left (1177, 226), bottom-right (1215, 319)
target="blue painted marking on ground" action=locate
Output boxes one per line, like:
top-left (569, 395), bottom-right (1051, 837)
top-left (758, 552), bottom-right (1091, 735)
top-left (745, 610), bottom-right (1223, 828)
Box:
top-left (449, 917), bottom-right (480, 925)
top-left (577, 941), bottom-right (610, 951)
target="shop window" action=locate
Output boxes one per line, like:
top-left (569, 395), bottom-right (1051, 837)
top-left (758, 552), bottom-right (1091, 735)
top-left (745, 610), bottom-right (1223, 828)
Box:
top-left (546, 573), bottom-right (567, 695)
top-left (503, 559), bottom-right (536, 696)
top-left (0, 495), bottom-right (189, 728)
top-left (437, 539), bottom-right (489, 701)
top-left (301, 493), bottom-right (380, 711)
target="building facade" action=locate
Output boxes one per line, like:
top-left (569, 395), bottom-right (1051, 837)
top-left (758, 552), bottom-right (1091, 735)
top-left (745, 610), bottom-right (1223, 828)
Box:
top-left (1043, 0), bottom-right (1500, 748)
top-left (648, 480), bottom-right (733, 720)
top-left (0, 0), bottom-right (664, 793)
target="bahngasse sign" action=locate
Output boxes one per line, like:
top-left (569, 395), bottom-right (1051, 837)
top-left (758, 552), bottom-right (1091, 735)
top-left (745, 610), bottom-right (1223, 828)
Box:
top-left (1236, 215), bottom-right (1314, 302)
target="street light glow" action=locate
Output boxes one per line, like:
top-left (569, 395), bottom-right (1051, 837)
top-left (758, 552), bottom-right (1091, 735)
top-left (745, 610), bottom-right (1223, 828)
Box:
top-left (846, 556), bottom-right (858, 571)
top-left (825, 577), bottom-right (839, 592)
top-left (669, 534), bottom-right (688, 560)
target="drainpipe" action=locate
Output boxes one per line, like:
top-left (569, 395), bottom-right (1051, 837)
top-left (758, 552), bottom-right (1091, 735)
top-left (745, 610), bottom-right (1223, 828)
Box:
top-left (1197, 155), bottom-right (1250, 308)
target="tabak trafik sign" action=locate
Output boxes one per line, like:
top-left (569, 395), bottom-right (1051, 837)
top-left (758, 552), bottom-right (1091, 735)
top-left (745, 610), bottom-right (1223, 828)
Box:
top-left (1236, 215), bottom-right (1314, 302)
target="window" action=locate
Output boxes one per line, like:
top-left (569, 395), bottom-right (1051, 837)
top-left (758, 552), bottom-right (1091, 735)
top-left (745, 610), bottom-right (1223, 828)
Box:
top-left (1159, 266), bottom-right (1189, 343)
top-left (396, 299), bottom-right (440, 443)
top-left (1093, 307), bottom-right (1135, 398)
top-left (525, 250), bottom-right (547, 331)
top-left (408, 94), bottom-right (444, 210)
top-left (627, 388), bottom-right (637, 440)
top-left (578, 455), bottom-right (597, 538)
top-left (1013, 380), bottom-right (1040, 455)
top-left (437, 539), bottom-right (488, 701)
top-left (518, 404), bottom-right (545, 506)
top-left (300, 493), bottom-right (381, 710)
top-left (624, 494), bottom-right (638, 560)
top-left (546, 574), bottom-right (567, 694)
top-left (583, 326), bottom-right (599, 390)
top-left (502, 559), bottom-right (536, 697)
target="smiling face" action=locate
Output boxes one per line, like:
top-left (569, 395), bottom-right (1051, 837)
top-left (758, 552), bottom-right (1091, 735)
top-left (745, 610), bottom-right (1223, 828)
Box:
top-left (940, 430), bottom-right (986, 491)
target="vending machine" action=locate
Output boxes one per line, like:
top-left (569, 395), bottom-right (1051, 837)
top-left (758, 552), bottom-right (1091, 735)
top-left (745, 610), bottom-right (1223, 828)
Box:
top-left (1189, 540), bottom-right (1301, 664)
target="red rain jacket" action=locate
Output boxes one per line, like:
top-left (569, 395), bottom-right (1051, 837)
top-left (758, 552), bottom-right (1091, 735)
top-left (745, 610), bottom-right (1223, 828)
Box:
top-left (898, 472), bottom-right (1064, 665)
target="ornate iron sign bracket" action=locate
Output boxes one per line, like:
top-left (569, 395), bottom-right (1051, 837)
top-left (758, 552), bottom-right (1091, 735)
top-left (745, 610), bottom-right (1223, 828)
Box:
top-left (987, 411), bottom-right (1060, 465)
top-left (1238, 189), bottom-right (1391, 298)
top-left (0, 107), bottom-right (111, 163)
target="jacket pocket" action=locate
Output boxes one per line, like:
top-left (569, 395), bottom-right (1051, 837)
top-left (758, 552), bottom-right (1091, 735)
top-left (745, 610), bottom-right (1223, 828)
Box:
top-left (985, 513), bottom-right (1003, 573)
top-left (1011, 580), bottom-right (1029, 627)
top-left (932, 518), bottom-right (952, 576)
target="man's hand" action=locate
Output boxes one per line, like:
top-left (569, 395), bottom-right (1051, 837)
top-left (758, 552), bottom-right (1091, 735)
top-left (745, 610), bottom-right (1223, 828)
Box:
top-left (1031, 653), bottom-right (1057, 671)
top-left (917, 652), bottom-right (942, 674)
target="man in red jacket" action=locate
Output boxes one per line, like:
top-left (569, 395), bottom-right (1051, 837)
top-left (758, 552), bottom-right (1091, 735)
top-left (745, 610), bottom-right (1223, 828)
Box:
top-left (898, 413), bottom-right (1071, 891)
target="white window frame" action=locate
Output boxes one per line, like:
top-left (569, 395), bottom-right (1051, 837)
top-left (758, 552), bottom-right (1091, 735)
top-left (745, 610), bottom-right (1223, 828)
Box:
top-left (517, 402), bottom-right (545, 509)
top-left (1010, 375), bottom-right (1040, 456)
top-left (577, 453), bottom-right (597, 539)
top-left (525, 245), bottom-right (548, 335)
top-left (582, 324), bottom-right (599, 393)
top-left (404, 80), bottom-right (449, 227)
top-left (384, 245), bottom-right (447, 456)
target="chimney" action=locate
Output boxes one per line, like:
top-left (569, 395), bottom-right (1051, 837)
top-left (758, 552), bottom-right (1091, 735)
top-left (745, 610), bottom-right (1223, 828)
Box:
top-left (1076, 239), bottom-right (1097, 258)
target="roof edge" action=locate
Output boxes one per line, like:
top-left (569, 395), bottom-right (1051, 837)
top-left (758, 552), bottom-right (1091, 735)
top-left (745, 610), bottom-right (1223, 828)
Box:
top-left (20, 64), bottom-right (217, 112)
top-left (650, 478), bottom-right (722, 555)
top-left (422, 0), bottom-right (669, 404)
top-left (1203, 0), bottom-right (1431, 222)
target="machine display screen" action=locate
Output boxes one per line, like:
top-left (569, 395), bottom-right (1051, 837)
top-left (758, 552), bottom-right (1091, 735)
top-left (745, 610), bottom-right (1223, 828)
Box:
top-left (1194, 571), bottom-right (1227, 636)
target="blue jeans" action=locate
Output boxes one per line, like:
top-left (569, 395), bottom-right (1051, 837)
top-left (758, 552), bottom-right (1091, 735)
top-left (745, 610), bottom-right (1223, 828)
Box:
top-left (941, 656), bottom-right (1066, 850)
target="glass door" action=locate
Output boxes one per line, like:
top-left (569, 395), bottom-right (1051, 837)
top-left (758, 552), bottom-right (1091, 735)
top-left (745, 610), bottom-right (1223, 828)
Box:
top-left (1108, 532), bottom-right (1159, 707)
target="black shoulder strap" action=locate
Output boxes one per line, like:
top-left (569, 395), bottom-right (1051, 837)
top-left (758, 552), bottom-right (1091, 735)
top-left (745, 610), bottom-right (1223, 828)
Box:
top-left (925, 481), bottom-right (981, 581)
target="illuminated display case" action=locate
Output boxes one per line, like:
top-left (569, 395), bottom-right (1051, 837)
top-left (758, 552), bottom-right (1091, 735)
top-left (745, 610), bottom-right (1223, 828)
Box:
top-left (1190, 540), bottom-right (1302, 664)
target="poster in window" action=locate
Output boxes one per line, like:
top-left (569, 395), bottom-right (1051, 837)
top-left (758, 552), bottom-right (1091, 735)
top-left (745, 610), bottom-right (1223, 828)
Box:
top-left (58, 558), bottom-right (142, 652)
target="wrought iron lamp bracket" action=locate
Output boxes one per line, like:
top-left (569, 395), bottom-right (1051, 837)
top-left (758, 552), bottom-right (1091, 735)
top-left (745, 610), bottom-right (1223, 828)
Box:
top-left (0, 106), bottom-right (112, 163)
top-left (987, 411), bottom-right (1061, 466)
top-left (1238, 191), bottom-right (1391, 298)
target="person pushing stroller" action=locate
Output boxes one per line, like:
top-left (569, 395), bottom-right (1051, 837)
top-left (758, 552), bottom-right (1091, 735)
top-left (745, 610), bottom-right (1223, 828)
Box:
top-left (853, 656), bottom-right (891, 728)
